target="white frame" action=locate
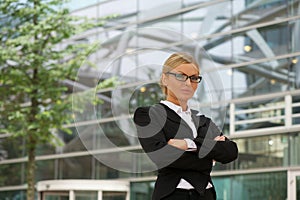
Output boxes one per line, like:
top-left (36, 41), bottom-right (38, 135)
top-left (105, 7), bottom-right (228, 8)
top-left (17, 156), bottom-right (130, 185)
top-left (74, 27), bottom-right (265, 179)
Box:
top-left (36, 180), bottom-right (130, 200)
top-left (288, 170), bottom-right (300, 200)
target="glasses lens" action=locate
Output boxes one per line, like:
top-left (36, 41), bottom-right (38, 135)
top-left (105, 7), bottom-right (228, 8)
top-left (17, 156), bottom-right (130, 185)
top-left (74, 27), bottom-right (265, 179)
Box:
top-left (190, 76), bottom-right (201, 83)
top-left (175, 74), bottom-right (187, 81)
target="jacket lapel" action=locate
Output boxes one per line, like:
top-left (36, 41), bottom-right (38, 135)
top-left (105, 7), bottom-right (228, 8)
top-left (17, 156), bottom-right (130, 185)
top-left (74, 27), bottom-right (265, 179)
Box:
top-left (191, 110), bottom-right (208, 138)
top-left (191, 110), bottom-right (200, 128)
top-left (159, 103), bottom-right (194, 139)
top-left (192, 109), bottom-right (208, 126)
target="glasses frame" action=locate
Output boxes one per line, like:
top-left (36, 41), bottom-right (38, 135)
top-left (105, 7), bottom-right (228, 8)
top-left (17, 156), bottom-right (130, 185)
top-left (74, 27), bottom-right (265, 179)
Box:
top-left (165, 72), bottom-right (202, 83)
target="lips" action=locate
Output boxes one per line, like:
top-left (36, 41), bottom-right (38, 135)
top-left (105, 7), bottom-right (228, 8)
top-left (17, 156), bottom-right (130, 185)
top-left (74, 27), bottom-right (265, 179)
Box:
top-left (181, 89), bottom-right (193, 94)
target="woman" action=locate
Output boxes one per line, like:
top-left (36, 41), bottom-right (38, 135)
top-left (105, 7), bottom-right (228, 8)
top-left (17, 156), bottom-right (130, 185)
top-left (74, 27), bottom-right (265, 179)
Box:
top-left (133, 52), bottom-right (238, 200)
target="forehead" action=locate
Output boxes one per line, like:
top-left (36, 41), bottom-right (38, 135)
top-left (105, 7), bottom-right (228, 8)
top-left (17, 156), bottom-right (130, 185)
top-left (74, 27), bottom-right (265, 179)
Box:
top-left (173, 63), bottom-right (199, 74)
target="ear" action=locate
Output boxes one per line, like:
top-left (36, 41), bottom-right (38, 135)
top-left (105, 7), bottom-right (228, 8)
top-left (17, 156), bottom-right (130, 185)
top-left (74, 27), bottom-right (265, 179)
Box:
top-left (162, 73), bottom-right (168, 86)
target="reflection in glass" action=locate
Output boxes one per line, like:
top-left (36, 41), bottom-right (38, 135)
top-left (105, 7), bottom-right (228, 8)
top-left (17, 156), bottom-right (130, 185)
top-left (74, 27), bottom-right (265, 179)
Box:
top-left (59, 156), bottom-right (92, 179)
top-left (0, 190), bottom-right (26, 200)
top-left (0, 163), bottom-right (24, 186)
top-left (103, 191), bottom-right (126, 200)
top-left (43, 192), bottom-right (69, 200)
top-left (215, 134), bottom-right (291, 170)
top-left (130, 181), bottom-right (154, 200)
top-left (75, 191), bottom-right (97, 200)
top-left (36, 160), bottom-right (55, 182)
top-left (237, 134), bottom-right (288, 169)
top-left (234, 98), bottom-right (285, 132)
top-left (289, 133), bottom-right (300, 166)
top-left (129, 83), bottom-right (164, 111)
top-left (0, 136), bottom-right (25, 159)
top-left (213, 171), bottom-right (287, 200)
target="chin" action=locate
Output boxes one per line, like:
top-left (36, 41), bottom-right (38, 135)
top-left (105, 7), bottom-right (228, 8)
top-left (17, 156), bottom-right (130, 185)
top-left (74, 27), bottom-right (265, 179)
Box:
top-left (179, 96), bottom-right (193, 102)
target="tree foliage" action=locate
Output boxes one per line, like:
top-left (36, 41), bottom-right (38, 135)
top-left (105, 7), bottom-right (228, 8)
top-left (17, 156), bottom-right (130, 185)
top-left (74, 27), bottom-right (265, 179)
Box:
top-left (0, 0), bottom-right (114, 199)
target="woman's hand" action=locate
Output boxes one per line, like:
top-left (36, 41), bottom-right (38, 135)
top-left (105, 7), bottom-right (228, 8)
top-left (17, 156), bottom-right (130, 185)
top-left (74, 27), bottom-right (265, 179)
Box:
top-left (214, 135), bottom-right (226, 141)
top-left (168, 136), bottom-right (225, 151)
top-left (168, 139), bottom-right (188, 150)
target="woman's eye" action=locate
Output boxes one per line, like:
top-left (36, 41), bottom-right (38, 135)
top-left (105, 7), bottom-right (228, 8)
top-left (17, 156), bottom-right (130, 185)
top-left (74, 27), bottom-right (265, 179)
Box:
top-left (176, 74), bottom-right (185, 79)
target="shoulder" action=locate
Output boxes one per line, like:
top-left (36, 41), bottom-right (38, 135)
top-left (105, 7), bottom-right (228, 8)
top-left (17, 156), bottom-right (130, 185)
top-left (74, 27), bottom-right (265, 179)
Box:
top-left (134, 103), bottom-right (164, 115)
top-left (133, 103), bottom-right (168, 125)
top-left (134, 103), bottom-right (170, 115)
top-left (133, 106), bottom-right (150, 123)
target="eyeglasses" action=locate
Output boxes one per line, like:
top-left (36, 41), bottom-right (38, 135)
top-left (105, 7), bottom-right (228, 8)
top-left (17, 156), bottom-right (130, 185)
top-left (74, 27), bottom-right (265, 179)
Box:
top-left (165, 72), bottom-right (202, 83)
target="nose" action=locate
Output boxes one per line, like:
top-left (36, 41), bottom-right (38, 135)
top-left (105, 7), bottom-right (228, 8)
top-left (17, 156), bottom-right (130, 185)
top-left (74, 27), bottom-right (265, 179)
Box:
top-left (185, 78), bottom-right (192, 86)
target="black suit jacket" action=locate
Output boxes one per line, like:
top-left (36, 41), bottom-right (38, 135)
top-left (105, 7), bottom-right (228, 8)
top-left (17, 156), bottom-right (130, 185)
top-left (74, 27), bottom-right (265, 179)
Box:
top-left (133, 103), bottom-right (238, 200)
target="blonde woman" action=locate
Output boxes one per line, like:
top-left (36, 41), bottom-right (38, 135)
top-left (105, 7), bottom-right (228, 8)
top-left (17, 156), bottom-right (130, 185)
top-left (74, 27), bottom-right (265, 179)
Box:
top-left (134, 52), bottom-right (238, 200)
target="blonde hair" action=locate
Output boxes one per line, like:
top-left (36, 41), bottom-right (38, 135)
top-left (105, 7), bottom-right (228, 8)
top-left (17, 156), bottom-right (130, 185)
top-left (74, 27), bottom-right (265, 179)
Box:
top-left (159, 52), bottom-right (200, 95)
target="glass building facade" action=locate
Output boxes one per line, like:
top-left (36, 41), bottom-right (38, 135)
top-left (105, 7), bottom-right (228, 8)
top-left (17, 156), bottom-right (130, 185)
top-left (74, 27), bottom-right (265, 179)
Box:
top-left (1, 0), bottom-right (300, 199)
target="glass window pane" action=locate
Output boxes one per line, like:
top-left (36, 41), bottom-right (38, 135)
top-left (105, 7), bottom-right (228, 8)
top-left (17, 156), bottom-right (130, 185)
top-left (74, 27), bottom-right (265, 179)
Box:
top-left (36, 160), bottom-right (55, 181)
top-left (75, 191), bottom-right (97, 200)
top-left (212, 171), bottom-right (287, 200)
top-left (130, 181), bottom-right (154, 200)
top-left (0, 137), bottom-right (25, 159)
top-left (289, 133), bottom-right (300, 166)
top-left (214, 134), bottom-right (290, 170)
top-left (234, 98), bottom-right (285, 132)
top-left (103, 191), bottom-right (126, 200)
top-left (59, 156), bottom-right (92, 179)
top-left (0, 163), bottom-right (24, 186)
top-left (44, 192), bottom-right (69, 200)
top-left (0, 190), bottom-right (26, 200)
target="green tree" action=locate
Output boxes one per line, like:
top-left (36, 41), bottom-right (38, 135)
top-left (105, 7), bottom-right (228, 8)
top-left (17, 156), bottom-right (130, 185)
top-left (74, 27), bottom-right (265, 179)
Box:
top-left (0, 0), bottom-right (114, 199)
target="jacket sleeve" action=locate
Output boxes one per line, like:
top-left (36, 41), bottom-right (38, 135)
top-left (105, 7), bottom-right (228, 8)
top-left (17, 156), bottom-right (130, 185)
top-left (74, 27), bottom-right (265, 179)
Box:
top-left (134, 106), bottom-right (212, 170)
top-left (193, 118), bottom-right (238, 164)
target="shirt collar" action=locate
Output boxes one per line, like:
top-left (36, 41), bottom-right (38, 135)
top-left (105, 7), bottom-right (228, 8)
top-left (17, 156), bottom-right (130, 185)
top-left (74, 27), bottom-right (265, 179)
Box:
top-left (160, 100), bottom-right (191, 114)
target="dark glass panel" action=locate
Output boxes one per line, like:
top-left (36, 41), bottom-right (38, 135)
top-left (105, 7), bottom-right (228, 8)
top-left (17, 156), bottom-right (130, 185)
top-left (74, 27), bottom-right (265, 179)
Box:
top-left (213, 171), bottom-right (287, 200)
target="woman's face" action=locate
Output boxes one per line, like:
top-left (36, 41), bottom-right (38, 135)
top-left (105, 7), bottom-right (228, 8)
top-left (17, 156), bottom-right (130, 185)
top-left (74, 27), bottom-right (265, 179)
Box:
top-left (162, 63), bottom-right (199, 104)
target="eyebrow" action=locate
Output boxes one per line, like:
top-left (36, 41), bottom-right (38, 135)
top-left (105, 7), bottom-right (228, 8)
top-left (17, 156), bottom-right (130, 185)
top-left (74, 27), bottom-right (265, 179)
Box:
top-left (175, 71), bottom-right (199, 76)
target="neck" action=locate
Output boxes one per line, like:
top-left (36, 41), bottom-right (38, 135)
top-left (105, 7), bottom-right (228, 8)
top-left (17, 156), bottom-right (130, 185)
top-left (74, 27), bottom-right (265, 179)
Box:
top-left (166, 97), bottom-right (188, 111)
